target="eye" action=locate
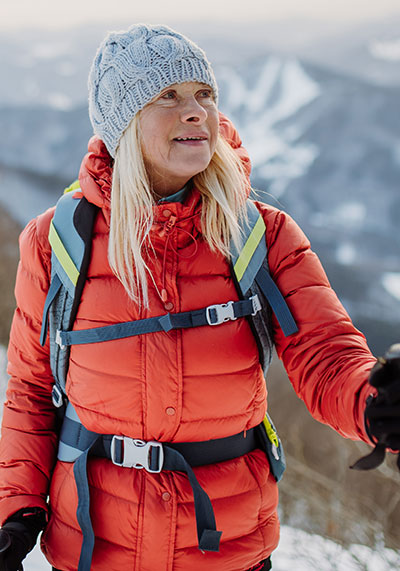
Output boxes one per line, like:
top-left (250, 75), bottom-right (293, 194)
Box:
top-left (160, 90), bottom-right (176, 100)
top-left (198, 89), bottom-right (213, 99)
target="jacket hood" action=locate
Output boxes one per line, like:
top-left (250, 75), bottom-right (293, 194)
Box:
top-left (78, 135), bottom-right (113, 215)
top-left (78, 113), bottom-right (252, 219)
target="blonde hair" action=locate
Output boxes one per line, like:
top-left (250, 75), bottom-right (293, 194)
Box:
top-left (108, 115), bottom-right (248, 306)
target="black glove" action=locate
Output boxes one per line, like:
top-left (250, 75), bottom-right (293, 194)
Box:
top-left (351, 344), bottom-right (400, 471)
top-left (0, 508), bottom-right (47, 571)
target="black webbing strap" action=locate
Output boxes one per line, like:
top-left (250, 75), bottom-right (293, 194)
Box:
top-left (73, 436), bottom-right (101, 571)
top-left (255, 266), bottom-right (298, 337)
top-left (40, 274), bottom-right (63, 346)
top-left (59, 418), bottom-right (258, 566)
top-left (57, 297), bottom-right (259, 347)
top-left (163, 446), bottom-right (222, 551)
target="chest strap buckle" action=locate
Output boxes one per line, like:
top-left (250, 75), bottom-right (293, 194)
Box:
top-left (206, 300), bottom-right (236, 325)
top-left (110, 436), bottom-right (164, 473)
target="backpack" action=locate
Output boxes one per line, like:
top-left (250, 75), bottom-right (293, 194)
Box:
top-left (39, 182), bottom-right (298, 569)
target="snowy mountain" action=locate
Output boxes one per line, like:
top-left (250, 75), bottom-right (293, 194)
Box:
top-left (1, 26), bottom-right (398, 352)
top-left (215, 53), bottom-right (400, 353)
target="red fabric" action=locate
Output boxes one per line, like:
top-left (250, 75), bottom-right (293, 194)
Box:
top-left (247, 563), bottom-right (265, 571)
top-left (0, 113), bottom-right (376, 570)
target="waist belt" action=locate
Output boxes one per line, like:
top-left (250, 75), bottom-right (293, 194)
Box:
top-left (58, 403), bottom-right (258, 571)
top-left (92, 429), bottom-right (257, 468)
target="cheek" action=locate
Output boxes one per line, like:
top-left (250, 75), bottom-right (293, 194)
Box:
top-left (141, 131), bottom-right (167, 163)
top-left (140, 112), bottom-right (164, 156)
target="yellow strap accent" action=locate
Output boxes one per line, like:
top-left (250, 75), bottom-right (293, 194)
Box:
top-left (233, 215), bottom-right (266, 282)
top-left (263, 415), bottom-right (279, 448)
top-left (49, 220), bottom-right (79, 286)
top-left (64, 179), bottom-right (81, 194)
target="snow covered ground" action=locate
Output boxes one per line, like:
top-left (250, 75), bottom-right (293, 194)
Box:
top-left (23, 525), bottom-right (400, 570)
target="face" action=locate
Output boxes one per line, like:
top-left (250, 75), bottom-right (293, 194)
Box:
top-left (139, 82), bottom-right (219, 197)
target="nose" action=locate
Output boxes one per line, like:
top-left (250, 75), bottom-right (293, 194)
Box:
top-left (180, 96), bottom-right (208, 123)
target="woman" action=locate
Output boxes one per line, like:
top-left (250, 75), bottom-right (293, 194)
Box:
top-left (0, 24), bottom-right (398, 571)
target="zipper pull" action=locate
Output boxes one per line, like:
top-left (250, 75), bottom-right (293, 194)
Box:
top-left (164, 215), bottom-right (177, 234)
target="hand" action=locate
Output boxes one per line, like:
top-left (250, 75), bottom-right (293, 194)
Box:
top-left (0, 508), bottom-right (47, 571)
top-left (351, 344), bottom-right (400, 471)
top-left (366, 345), bottom-right (400, 451)
top-left (0, 522), bottom-right (30, 571)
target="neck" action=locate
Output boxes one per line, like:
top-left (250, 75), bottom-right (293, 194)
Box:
top-left (152, 180), bottom-right (192, 203)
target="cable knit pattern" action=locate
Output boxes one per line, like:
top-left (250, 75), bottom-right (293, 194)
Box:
top-left (88, 24), bottom-right (218, 157)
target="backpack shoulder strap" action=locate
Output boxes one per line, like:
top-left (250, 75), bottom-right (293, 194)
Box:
top-left (40, 186), bottom-right (97, 343)
top-left (40, 183), bottom-right (97, 403)
top-left (231, 199), bottom-right (298, 339)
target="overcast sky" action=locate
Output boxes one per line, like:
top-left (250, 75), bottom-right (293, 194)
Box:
top-left (1, 0), bottom-right (400, 30)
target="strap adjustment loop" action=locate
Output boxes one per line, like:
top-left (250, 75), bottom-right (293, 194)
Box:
top-left (110, 437), bottom-right (164, 473)
top-left (206, 300), bottom-right (236, 326)
top-left (52, 385), bottom-right (64, 408)
top-left (249, 294), bottom-right (262, 316)
top-left (55, 330), bottom-right (66, 350)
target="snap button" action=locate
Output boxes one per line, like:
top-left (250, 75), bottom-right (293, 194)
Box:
top-left (166, 407), bottom-right (176, 416)
top-left (164, 301), bottom-right (174, 311)
top-left (162, 209), bottom-right (172, 218)
top-left (162, 492), bottom-right (171, 502)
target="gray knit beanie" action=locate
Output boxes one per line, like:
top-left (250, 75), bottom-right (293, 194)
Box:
top-left (88, 24), bottom-right (218, 157)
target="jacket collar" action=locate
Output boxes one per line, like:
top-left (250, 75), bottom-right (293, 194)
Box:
top-left (78, 135), bottom-right (203, 231)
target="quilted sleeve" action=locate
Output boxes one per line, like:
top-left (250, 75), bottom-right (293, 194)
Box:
top-left (259, 203), bottom-right (377, 443)
top-left (0, 208), bottom-right (58, 524)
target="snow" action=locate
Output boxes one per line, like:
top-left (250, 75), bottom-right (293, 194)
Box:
top-left (22, 525), bottom-right (400, 570)
top-left (258, 143), bottom-right (318, 179)
top-left (310, 203), bottom-right (366, 233)
top-left (370, 38), bottom-right (400, 62)
top-left (244, 57), bottom-right (282, 114)
top-left (239, 58), bottom-right (321, 169)
top-left (274, 526), bottom-right (400, 570)
top-left (336, 242), bottom-right (357, 265)
top-left (333, 202), bottom-right (367, 227)
top-left (256, 59), bottom-right (321, 128)
top-left (217, 56), bottom-right (320, 199)
top-left (382, 272), bottom-right (400, 301)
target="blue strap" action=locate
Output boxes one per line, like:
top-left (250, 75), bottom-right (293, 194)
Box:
top-left (69, 441), bottom-right (221, 566)
top-left (163, 446), bottom-right (222, 551)
top-left (73, 436), bottom-right (100, 571)
top-left (59, 410), bottom-right (223, 558)
top-left (58, 298), bottom-right (258, 347)
top-left (59, 416), bottom-right (100, 461)
top-left (109, 441), bottom-right (222, 551)
top-left (255, 266), bottom-right (298, 337)
top-left (40, 274), bottom-right (62, 346)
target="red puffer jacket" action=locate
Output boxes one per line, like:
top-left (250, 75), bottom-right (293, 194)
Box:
top-left (0, 118), bottom-right (376, 570)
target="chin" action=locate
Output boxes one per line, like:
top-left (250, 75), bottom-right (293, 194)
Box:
top-left (180, 161), bottom-right (212, 180)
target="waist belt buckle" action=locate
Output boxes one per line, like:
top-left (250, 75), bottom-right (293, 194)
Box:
top-left (206, 300), bottom-right (236, 325)
top-left (110, 436), bottom-right (164, 473)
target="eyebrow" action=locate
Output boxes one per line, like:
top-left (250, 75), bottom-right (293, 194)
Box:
top-left (159, 83), bottom-right (211, 95)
